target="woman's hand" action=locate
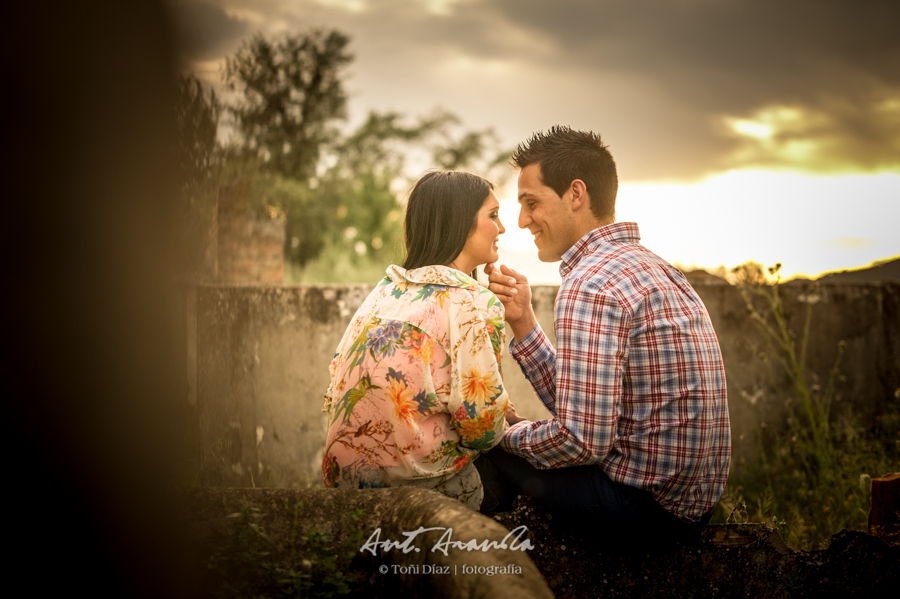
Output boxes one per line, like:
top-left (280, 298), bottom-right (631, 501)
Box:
top-left (505, 400), bottom-right (528, 425)
top-left (484, 263), bottom-right (538, 342)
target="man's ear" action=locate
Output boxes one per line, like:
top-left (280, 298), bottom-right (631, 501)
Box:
top-left (569, 179), bottom-right (589, 211)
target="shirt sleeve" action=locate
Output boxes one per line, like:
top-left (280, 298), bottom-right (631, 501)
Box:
top-left (447, 291), bottom-right (510, 453)
top-left (509, 325), bottom-right (558, 416)
top-left (501, 282), bottom-right (628, 469)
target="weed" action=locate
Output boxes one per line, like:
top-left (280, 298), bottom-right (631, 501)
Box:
top-left (719, 262), bottom-right (898, 550)
top-left (781, 565), bottom-right (802, 598)
top-left (733, 262), bottom-right (844, 483)
top-left (207, 501), bottom-right (363, 598)
top-left (725, 499), bottom-right (748, 524)
top-left (771, 515), bottom-right (790, 543)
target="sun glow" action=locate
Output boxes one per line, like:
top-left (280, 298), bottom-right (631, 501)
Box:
top-left (730, 119), bottom-right (774, 139)
top-left (728, 106), bottom-right (804, 137)
top-left (313, 0), bottom-right (367, 12)
top-left (496, 170), bottom-right (900, 284)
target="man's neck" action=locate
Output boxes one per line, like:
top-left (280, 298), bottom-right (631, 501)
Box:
top-left (575, 215), bottom-right (614, 240)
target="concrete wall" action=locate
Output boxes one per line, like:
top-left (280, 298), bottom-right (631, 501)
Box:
top-left (195, 285), bottom-right (372, 487)
top-left (192, 282), bottom-right (899, 488)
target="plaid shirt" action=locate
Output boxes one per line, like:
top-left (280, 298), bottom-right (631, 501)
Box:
top-left (502, 222), bottom-right (731, 522)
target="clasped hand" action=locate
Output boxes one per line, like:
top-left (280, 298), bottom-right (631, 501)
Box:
top-left (484, 263), bottom-right (537, 343)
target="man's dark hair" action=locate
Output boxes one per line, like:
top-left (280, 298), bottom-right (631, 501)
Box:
top-left (511, 126), bottom-right (618, 220)
top-left (402, 170), bottom-right (493, 272)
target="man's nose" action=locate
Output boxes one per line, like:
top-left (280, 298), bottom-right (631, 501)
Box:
top-left (517, 208), bottom-right (531, 230)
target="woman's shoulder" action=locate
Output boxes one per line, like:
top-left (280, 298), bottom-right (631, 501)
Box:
top-left (377, 264), bottom-right (503, 319)
top-left (444, 283), bottom-right (504, 322)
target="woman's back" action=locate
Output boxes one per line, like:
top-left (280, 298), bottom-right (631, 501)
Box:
top-left (322, 264), bottom-right (508, 510)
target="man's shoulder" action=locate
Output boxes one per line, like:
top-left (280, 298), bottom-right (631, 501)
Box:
top-left (565, 241), bottom-right (654, 287)
top-left (563, 242), bottom-right (694, 303)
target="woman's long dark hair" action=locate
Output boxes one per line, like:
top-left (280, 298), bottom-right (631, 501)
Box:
top-left (402, 170), bottom-right (494, 272)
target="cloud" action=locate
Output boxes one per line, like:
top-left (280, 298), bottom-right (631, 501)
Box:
top-left (488, 0), bottom-right (900, 105)
top-left (722, 99), bottom-right (900, 172)
top-left (170, 0), bottom-right (249, 61)
top-left (485, 0), bottom-right (900, 175)
top-left (174, 0), bottom-right (900, 179)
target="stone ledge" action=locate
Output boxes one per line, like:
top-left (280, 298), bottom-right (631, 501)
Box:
top-left (181, 487), bottom-right (554, 599)
top-left (491, 496), bottom-right (900, 598)
top-left (182, 487), bottom-right (899, 598)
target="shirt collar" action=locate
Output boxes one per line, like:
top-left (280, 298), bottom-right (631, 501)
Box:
top-left (386, 264), bottom-right (480, 291)
top-left (559, 222), bottom-right (641, 278)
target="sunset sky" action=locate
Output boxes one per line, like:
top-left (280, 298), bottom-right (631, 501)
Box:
top-left (171, 0), bottom-right (900, 283)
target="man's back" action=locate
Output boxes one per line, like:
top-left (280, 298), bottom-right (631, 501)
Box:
top-left (554, 222), bottom-right (731, 521)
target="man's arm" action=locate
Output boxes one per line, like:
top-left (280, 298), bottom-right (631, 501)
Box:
top-left (502, 282), bottom-right (628, 470)
top-left (507, 324), bottom-right (558, 416)
top-left (485, 263), bottom-right (558, 414)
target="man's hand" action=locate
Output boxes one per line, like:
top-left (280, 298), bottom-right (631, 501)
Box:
top-left (484, 263), bottom-right (538, 342)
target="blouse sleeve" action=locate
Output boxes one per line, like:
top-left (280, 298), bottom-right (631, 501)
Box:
top-left (446, 289), bottom-right (509, 452)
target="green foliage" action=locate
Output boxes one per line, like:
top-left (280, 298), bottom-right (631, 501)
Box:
top-left (280, 109), bottom-right (510, 272)
top-left (207, 502), bottom-right (364, 599)
top-left (718, 262), bottom-right (899, 549)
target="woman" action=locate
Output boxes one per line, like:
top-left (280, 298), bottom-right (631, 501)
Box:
top-left (321, 170), bottom-right (509, 510)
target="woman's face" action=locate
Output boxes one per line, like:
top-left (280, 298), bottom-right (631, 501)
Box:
top-left (451, 190), bottom-right (505, 273)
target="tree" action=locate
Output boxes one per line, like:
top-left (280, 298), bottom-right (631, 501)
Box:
top-left (429, 118), bottom-right (511, 175)
top-left (175, 74), bottom-right (221, 199)
top-left (224, 29), bottom-right (352, 180)
top-left (217, 29), bottom-right (513, 279)
top-left (175, 74), bottom-right (222, 280)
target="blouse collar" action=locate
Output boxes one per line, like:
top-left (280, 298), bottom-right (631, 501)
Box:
top-left (386, 264), bottom-right (481, 291)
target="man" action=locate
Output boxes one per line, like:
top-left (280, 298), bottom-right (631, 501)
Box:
top-left (480, 126), bottom-right (731, 540)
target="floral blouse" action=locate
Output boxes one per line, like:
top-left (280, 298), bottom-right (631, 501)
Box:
top-left (322, 264), bottom-right (509, 510)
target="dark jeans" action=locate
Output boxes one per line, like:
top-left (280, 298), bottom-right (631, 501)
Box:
top-left (475, 448), bottom-right (711, 546)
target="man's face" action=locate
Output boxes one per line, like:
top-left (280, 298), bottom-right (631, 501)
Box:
top-left (517, 163), bottom-right (578, 262)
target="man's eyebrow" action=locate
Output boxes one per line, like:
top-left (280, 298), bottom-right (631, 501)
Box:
top-left (517, 191), bottom-right (534, 202)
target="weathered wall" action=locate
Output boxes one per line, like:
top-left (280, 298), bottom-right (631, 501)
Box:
top-left (196, 285), bottom-right (372, 487)
top-left (192, 282), bottom-right (900, 488)
top-left (699, 282), bottom-right (899, 476)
